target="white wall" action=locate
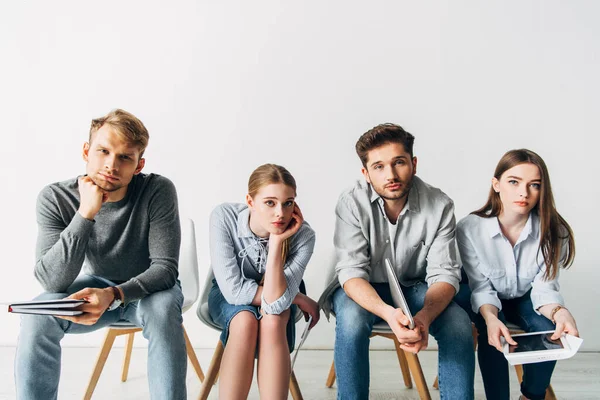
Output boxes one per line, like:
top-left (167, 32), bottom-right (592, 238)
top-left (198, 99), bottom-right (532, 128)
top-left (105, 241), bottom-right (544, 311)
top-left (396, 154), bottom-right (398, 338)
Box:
top-left (1, 1), bottom-right (598, 352)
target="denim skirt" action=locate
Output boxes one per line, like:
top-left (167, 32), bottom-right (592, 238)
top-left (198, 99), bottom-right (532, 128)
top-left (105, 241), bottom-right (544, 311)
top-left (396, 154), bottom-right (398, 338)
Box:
top-left (208, 279), bottom-right (296, 353)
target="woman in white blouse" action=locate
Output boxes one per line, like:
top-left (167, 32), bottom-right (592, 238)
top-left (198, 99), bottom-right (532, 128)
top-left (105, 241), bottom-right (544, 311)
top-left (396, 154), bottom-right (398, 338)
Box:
top-left (457, 149), bottom-right (578, 400)
top-left (207, 164), bottom-right (319, 400)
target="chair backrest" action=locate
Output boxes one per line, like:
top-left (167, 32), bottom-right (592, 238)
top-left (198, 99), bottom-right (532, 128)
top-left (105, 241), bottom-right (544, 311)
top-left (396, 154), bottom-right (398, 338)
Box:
top-left (179, 218), bottom-right (200, 311)
top-left (196, 264), bottom-right (304, 331)
top-left (197, 267), bottom-right (221, 331)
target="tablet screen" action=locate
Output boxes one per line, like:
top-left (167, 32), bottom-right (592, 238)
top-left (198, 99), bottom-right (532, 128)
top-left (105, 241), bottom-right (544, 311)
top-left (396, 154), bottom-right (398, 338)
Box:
top-left (508, 333), bottom-right (563, 353)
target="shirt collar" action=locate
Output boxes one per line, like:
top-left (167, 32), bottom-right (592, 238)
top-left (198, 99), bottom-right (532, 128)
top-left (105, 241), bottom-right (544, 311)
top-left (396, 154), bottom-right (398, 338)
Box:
top-left (484, 212), bottom-right (538, 240)
top-left (237, 207), bottom-right (255, 238)
top-left (368, 181), bottom-right (420, 214)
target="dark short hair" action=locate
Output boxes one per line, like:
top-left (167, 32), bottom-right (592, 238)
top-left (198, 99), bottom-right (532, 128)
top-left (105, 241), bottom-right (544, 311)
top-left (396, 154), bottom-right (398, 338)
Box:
top-left (355, 123), bottom-right (415, 167)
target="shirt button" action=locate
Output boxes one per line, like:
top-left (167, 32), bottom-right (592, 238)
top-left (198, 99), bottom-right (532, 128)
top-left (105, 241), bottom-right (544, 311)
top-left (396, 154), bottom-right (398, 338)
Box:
top-left (386, 239), bottom-right (389, 243)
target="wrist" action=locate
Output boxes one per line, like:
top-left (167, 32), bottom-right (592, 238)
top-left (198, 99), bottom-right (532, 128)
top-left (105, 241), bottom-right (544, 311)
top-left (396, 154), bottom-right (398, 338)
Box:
top-left (78, 208), bottom-right (96, 221)
top-left (106, 286), bottom-right (123, 311)
top-left (551, 306), bottom-right (568, 324)
top-left (415, 310), bottom-right (432, 327)
top-left (382, 304), bottom-right (397, 322)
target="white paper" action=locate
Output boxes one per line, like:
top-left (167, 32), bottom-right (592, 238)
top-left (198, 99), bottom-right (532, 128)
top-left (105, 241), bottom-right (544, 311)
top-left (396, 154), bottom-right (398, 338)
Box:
top-left (291, 315), bottom-right (312, 369)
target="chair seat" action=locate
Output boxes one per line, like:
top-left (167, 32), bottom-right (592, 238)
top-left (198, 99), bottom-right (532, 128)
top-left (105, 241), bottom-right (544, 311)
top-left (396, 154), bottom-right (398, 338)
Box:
top-left (107, 321), bottom-right (139, 329)
top-left (372, 321), bottom-right (393, 333)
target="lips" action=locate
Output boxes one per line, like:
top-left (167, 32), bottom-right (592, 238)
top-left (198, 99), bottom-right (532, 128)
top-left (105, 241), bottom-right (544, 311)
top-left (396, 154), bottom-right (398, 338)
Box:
top-left (514, 201), bottom-right (529, 207)
top-left (99, 173), bottom-right (119, 182)
top-left (385, 183), bottom-right (402, 190)
top-left (272, 221), bottom-right (286, 227)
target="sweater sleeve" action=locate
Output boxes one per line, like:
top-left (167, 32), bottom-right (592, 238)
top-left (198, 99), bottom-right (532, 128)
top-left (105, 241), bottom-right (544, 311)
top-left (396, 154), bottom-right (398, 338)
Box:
top-left (118, 177), bottom-right (181, 304)
top-left (34, 185), bottom-right (94, 292)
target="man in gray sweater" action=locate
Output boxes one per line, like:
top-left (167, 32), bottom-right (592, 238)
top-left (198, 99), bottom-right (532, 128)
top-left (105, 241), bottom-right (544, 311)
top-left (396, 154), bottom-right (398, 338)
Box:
top-left (15, 109), bottom-right (186, 400)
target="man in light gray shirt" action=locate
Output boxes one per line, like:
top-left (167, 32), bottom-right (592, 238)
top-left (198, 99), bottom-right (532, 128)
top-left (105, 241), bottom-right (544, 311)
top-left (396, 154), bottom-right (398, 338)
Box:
top-left (15, 109), bottom-right (187, 400)
top-left (318, 123), bottom-right (474, 399)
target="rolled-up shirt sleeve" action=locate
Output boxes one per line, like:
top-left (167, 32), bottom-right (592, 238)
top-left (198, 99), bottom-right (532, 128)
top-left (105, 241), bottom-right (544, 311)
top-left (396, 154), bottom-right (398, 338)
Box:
top-left (457, 225), bottom-right (502, 313)
top-left (530, 237), bottom-right (569, 313)
top-left (261, 225), bottom-right (316, 315)
top-left (210, 207), bottom-right (259, 305)
top-left (333, 194), bottom-right (371, 288)
top-left (424, 200), bottom-right (461, 293)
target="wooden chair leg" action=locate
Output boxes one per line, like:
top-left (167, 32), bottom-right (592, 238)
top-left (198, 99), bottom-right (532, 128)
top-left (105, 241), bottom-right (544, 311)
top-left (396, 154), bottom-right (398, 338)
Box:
top-left (289, 370), bottom-right (304, 400)
top-left (83, 329), bottom-right (119, 400)
top-left (545, 384), bottom-right (557, 400)
top-left (183, 325), bottom-right (205, 382)
top-left (121, 332), bottom-right (135, 382)
top-left (404, 351), bottom-right (432, 400)
top-left (198, 340), bottom-right (224, 400)
top-left (393, 339), bottom-right (413, 388)
top-left (514, 364), bottom-right (524, 383)
top-left (325, 360), bottom-right (336, 388)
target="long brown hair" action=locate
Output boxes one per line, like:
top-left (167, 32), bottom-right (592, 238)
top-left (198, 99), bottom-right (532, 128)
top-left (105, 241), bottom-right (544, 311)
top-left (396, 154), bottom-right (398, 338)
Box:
top-left (472, 149), bottom-right (575, 280)
top-left (248, 163), bottom-right (297, 262)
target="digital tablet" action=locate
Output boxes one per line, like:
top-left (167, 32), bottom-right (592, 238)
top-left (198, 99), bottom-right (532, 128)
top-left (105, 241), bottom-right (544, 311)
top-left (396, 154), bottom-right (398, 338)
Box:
top-left (384, 258), bottom-right (415, 329)
top-left (503, 331), bottom-right (569, 359)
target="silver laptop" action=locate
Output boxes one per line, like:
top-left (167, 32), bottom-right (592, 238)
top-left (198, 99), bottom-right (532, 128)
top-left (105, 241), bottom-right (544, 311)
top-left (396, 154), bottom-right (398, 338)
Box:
top-left (384, 258), bottom-right (415, 329)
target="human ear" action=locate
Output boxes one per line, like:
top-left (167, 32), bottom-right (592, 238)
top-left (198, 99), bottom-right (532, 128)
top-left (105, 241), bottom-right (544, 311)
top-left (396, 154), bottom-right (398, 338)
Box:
top-left (82, 142), bottom-right (90, 162)
top-left (361, 167), bottom-right (371, 184)
top-left (492, 177), bottom-right (500, 193)
top-left (246, 194), bottom-right (254, 209)
top-left (134, 158), bottom-right (145, 175)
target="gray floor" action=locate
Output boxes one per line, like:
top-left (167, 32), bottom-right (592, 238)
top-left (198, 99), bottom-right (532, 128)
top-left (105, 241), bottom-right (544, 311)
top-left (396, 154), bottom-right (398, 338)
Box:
top-left (0, 346), bottom-right (598, 399)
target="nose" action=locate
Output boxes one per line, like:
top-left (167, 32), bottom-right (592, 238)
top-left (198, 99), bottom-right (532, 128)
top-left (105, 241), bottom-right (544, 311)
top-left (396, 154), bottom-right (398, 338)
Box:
top-left (104, 154), bottom-right (118, 171)
top-left (275, 204), bottom-right (283, 217)
top-left (386, 165), bottom-right (399, 180)
top-left (519, 185), bottom-right (529, 198)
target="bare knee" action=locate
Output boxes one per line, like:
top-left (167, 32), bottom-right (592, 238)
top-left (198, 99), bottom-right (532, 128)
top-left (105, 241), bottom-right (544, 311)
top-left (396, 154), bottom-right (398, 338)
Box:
top-left (229, 311), bottom-right (259, 342)
top-left (259, 308), bottom-right (290, 338)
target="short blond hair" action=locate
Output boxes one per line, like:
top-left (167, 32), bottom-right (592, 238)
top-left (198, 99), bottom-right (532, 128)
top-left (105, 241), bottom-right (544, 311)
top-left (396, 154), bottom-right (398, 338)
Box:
top-left (89, 109), bottom-right (149, 157)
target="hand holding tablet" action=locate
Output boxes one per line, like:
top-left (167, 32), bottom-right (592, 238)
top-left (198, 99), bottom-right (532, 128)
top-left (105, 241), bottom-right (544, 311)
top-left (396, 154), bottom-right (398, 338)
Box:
top-left (501, 330), bottom-right (583, 365)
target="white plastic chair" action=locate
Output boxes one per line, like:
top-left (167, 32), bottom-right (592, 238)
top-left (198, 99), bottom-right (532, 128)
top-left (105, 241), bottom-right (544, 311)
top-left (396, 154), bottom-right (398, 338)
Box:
top-left (83, 218), bottom-right (205, 400)
top-left (196, 268), bottom-right (305, 400)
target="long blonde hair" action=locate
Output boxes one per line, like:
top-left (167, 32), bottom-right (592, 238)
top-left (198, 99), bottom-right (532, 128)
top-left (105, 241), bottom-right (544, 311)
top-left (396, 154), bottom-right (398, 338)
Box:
top-left (248, 163), bottom-right (297, 262)
top-left (473, 149), bottom-right (575, 280)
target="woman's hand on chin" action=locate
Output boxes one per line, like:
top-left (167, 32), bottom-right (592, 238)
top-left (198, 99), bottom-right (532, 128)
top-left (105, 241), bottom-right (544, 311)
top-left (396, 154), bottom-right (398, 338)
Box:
top-left (270, 203), bottom-right (304, 244)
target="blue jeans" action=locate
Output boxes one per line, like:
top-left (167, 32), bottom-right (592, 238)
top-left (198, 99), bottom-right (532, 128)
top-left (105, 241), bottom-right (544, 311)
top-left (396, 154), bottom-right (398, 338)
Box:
top-left (332, 282), bottom-right (475, 400)
top-left (474, 291), bottom-right (556, 400)
top-left (15, 275), bottom-right (187, 400)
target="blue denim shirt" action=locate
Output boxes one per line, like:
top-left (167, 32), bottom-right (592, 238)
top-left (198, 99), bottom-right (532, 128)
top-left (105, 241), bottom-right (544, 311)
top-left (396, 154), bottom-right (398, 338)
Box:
top-left (318, 176), bottom-right (461, 318)
top-left (457, 212), bottom-right (565, 314)
top-left (209, 203), bottom-right (316, 315)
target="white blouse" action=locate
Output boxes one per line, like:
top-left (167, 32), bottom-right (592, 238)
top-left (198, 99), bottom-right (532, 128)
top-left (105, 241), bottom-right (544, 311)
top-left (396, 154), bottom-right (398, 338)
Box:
top-left (457, 212), bottom-right (564, 314)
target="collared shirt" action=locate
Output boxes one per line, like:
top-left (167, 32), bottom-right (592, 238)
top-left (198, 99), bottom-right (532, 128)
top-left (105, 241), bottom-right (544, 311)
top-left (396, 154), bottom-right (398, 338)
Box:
top-left (456, 212), bottom-right (564, 314)
top-left (209, 203), bottom-right (316, 315)
top-left (318, 176), bottom-right (461, 317)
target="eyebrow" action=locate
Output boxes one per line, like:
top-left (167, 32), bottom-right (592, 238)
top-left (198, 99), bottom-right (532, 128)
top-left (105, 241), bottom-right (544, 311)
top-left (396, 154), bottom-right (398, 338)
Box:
top-left (95, 145), bottom-right (137, 158)
top-left (263, 197), bottom-right (295, 201)
top-left (506, 175), bottom-right (541, 182)
top-left (369, 155), bottom-right (408, 168)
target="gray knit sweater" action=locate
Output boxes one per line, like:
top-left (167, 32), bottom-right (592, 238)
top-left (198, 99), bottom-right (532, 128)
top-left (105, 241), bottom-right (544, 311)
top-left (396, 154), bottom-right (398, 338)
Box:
top-left (34, 173), bottom-right (181, 304)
